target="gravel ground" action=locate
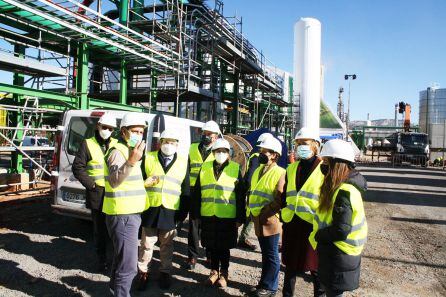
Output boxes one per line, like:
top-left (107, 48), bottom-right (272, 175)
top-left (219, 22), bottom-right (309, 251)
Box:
top-left (0, 164), bottom-right (445, 297)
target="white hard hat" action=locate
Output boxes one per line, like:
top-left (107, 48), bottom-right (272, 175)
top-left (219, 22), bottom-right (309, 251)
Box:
top-left (202, 120), bottom-right (221, 134)
top-left (320, 139), bottom-right (355, 163)
top-left (212, 138), bottom-right (231, 151)
top-left (98, 113), bottom-right (117, 128)
top-left (294, 127), bottom-right (320, 143)
top-left (257, 132), bottom-right (273, 143)
top-left (258, 137), bottom-right (282, 156)
top-left (120, 112), bottom-right (147, 128)
top-left (160, 129), bottom-right (179, 141)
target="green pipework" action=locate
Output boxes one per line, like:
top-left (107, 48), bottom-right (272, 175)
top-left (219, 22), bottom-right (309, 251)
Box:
top-left (132, 0), bottom-right (144, 21)
top-left (118, 0), bottom-right (129, 25)
top-left (231, 73), bottom-right (240, 134)
top-left (10, 45), bottom-right (25, 174)
top-left (76, 43), bottom-right (89, 109)
top-left (118, 0), bottom-right (129, 102)
top-left (150, 69), bottom-right (158, 105)
top-left (119, 59), bottom-right (127, 105)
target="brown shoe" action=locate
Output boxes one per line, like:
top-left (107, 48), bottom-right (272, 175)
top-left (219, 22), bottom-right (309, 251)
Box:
top-left (216, 270), bottom-right (228, 288)
top-left (203, 270), bottom-right (219, 286)
top-left (136, 271), bottom-right (149, 291)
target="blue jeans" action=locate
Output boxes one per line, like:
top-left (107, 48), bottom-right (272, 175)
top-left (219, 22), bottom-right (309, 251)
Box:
top-left (258, 233), bottom-right (280, 292)
top-left (106, 214), bottom-right (141, 297)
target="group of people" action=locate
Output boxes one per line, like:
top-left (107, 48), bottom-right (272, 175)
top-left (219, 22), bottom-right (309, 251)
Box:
top-left (73, 111), bottom-right (368, 297)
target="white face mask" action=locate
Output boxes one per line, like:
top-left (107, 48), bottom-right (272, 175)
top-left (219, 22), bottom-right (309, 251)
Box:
top-left (161, 143), bottom-right (177, 156)
top-left (99, 128), bottom-right (112, 140)
top-left (214, 152), bottom-right (228, 164)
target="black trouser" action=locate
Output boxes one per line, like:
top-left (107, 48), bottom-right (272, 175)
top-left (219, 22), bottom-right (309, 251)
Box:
top-left (188, 218), bottom-right (201, 260)
top-left (210, 248), bottom-right (230, 271)
top-left (187, 218), bottom-right (210, 260)
top-left (283, 269), bottom-right (325, 297)
top-left (91, 208), bottom-right (108, 261)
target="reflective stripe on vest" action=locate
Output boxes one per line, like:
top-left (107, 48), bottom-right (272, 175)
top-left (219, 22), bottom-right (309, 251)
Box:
top-left (102, 142), bottom-right (147, 215)
top-left (247, 164), bottom-right (285, 217)
top-left (200, 160), bottom-right (239, 219)
top-left (144, 151), bottom-right (187, 210)
top-left (85, 137), bottom-right (117, 187)
top-left (281, 161), bottom-right (325, 224)
top-left (189, 143), bottom-right (215, 187)
top-left (309, 183), bottom-right (368, 256)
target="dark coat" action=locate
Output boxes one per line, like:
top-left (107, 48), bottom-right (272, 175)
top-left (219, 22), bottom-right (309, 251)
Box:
top-left (281, 156), bottom-right (320, 272)
top-left (72, 131), bottom-right (113, 210)
top-left (315, 170), bottom-right (367, 292)
top-left (192, 160), bottom-right (246, 250)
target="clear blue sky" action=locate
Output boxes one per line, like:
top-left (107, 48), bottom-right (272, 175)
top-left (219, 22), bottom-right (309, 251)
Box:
top-left (223, 0), bottom-right (446, 123)
top-left (2, 0), bottom-right (445, 124)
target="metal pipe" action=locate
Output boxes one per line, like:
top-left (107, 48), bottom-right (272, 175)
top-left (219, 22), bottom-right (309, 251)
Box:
top-left (0, 131), bottom-right (52, 176)
top-left (0, 126), bottom-right (57, 132)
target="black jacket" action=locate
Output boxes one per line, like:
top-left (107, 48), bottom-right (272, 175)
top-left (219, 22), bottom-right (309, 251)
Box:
top-left (140, 151), bottom-right (190, 230)
top-left (244, 153), bottom-right (260, 190)
top-left (72, 131), bottom-right (113, 210)
top-left (315, 169), bottom-right (367, 292)
top-left (192, 160), bottom-right (246, 250)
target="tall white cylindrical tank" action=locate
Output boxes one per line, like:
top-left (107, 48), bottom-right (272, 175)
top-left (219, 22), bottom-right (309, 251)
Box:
top-left (293, 17), bottom-right (322, 133)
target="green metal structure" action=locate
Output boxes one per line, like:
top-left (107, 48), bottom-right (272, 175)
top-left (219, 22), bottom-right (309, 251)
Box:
top-left (0, 0), bottom-right (296, 175)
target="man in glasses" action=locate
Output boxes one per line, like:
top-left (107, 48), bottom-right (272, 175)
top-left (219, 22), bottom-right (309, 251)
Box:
top-left (73, 113), bottom-right (118, 273)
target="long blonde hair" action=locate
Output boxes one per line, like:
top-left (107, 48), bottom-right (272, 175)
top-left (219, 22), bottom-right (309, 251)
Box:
top-left (319, 158), bottom-right (351, 212)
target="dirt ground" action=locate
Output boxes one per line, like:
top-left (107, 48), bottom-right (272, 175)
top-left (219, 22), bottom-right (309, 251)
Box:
top-left (0, 164), bottom-right (445, 297)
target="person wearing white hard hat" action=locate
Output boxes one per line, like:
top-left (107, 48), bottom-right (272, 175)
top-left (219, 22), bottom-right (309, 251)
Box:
top-left (136, 129), bottom-right (190, 291)
top-left (191, 138), bottom-right (245, 288)
top-left (247, 136), bottom-right (286, 297)
top-left (308, 139), bottom-right (367, 297)
top-left (72, 112), bottom-right (117, 273)
top-left (237, 132), bottom-right (273, 251)
top-left (103, 112), bottom-right (148, 297)
top-left (280, 127), bottom-right (325, 297)
top-left (186, 120), bottom-right (221, 270)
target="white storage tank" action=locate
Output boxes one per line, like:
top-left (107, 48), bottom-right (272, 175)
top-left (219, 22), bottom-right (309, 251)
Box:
top-left (293, 17), bottom-right (322, 133)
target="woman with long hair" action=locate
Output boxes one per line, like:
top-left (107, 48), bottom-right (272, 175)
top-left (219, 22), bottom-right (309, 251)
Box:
top-left (309, 139), bottom-right (368, 297)
top-left (281, 128), bottom-right (325, 297)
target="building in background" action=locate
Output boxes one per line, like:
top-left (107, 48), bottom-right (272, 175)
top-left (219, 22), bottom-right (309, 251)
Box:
top-left (419, 85), bottom-right (446, 161)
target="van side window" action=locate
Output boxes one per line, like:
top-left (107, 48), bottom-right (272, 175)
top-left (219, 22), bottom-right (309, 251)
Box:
top-left (190, 126), bottom-right (201, 144)
top-left (67, 117), bottom-right (97, 155)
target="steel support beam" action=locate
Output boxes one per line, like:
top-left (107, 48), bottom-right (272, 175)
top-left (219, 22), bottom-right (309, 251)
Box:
top-left (10, 44), bottom-right (25, 174)
top-left (0, 83), bottom-right (77, 105)
top-left (231, 72), bottom-right (240, 134)
top-left (76, 43), bottom-right (89, 109)
top-left (118, 0), bottom-right (129, 105)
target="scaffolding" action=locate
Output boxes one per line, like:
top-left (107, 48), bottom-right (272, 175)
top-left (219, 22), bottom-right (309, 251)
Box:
top-left (0, 0), bottom-right (295, 182)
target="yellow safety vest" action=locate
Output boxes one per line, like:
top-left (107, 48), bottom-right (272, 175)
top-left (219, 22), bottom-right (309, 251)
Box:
top-left (85, 137), bottom-right (117, 187)
top-left (189, 143), bottom-right (215, 187)
top-left (281, 161), bottom-right (325, 224)
top-left (200, 160), bottom-right (240, 219)
top-left (247, 164), bottom-right (285, 217)
top-left (144, 151), bottom-right (188, 210)
top-left (102, 142), bottom-right (147, 215)
top-left (309, 183), bottom-right (368, 256)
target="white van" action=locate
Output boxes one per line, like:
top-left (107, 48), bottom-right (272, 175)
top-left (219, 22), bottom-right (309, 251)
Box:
top-left (51, 109), bottom-right (204, 220)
